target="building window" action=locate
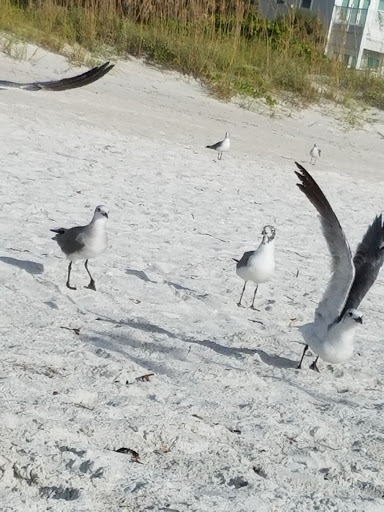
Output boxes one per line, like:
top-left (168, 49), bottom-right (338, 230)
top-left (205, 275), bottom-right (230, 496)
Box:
top-left (301, 0), bottom-right (312, 8)
top-left (363, 50), bottom-right (381, 70)
top-left (276, 0), bottom-right (285, 4)
top-left (343, 55), bottom-right (358, 68)
top-left (379, 0), bottom-right (384, 11)
top-left (368, 56), bottom-right (380, 69)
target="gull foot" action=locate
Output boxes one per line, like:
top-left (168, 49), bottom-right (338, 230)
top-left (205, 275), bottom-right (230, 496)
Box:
top-left (85, 280), bottom-right (96, 291)
top-left (309, 361), bottom-right (320, 373)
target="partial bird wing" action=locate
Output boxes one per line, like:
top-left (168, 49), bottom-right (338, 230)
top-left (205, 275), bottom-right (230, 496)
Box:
top-left (236, 251), bottom-right (255, 268)
top-left (339, 214), bottom-right (384, 317)
top-left (0, 62), bottom-right (114, 91)
top-left (50, 226), bottom-right (85, 255)
top-left (206, 140), bottom-right (222, 150)
top-left (295, 162), bottom-right (354, 327)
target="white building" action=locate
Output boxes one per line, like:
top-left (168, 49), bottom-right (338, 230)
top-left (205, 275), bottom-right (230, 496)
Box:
top-left (259, 0), bottom-right (384, 70)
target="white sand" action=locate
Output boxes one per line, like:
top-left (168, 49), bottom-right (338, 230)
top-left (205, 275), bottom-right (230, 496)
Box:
top-left (1, 46), bottom-right (384, 511)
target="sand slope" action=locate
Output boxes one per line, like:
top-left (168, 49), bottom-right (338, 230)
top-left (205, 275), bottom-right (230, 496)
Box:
top-left (0, 46), bottom-right (384, 511)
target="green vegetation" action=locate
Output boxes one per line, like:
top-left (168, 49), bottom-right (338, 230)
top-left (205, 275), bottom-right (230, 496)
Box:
top-left (1, 0), bottom-right (384, 110)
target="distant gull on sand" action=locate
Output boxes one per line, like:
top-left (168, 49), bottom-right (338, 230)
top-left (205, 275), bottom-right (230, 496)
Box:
top-left (295, 162), bottom-right (384, 371)
top-left (310, 143), bottom-right (321, 165)
top-left (0, 62), bottom-right (114, 92)
top-left (206, 132), bottom-right (230, 160)
top-left (233, 225), bottom-right (276, 309)
top-left (51, 205), bottom-right (109, 291)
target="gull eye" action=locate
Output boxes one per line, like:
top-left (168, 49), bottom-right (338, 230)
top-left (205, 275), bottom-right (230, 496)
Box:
top-left (348, 311), bottom-right (353, 317)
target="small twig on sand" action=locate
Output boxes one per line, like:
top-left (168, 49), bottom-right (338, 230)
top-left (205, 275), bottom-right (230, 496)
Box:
top-left (73, 403), bottom-right (94, 411)
top-left (248, 319), bottom-right (264, 325)
top-left (60, 326), bottom-right (81, 335)
top-left (192, 413), bottom-right (204, 420)
top-left (198, 232), bottom-right (228, 243)
top-left (114, 448), bottom-right (142, 463)
top-left (136, 373), bottom-right (154, 382)
top-left (296, 269), bottom-right (299, 278)
top-left (7, 247), bottom-right (31, 253)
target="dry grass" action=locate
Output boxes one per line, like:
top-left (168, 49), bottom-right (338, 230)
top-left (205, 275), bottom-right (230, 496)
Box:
top-left (1, 0), bottom-right (384, 110)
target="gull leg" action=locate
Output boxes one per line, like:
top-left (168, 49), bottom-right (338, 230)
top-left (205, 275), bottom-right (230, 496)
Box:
top-left (66, 262), bottom-right (76, 290)
top-left (84, 259), bottom-right (96, 291)
top-left (218, 152), bottom-right (222, 160)
top-left (309, 356), bottom-right (320, 372)
top-left (297, 344), bottom-right (308, 370)
top-left (251, 285), bottom-right (259, 310)
top-left (237, 282), bottom-right (247, 307)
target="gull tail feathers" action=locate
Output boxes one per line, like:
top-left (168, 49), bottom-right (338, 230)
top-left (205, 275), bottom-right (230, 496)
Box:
top-left (50, 228), bottom-right (66, 240)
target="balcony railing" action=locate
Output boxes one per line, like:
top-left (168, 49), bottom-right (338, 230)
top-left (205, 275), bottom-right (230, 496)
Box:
top-left (334, 6), bottom-right (368, 27)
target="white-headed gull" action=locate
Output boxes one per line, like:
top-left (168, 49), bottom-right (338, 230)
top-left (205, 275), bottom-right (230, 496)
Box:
top-left (51, 205), bottom-right (109, 290)
top-left (206, 132), bottom-right (230, 160)
top-left (310, 143), bottom-right (321, 165)
top-left (233, 225), bottom-right (276, 309)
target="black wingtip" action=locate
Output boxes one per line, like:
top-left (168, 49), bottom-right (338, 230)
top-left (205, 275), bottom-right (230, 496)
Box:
top-left (294, 162), bottom-right (315, 191)
top-left (294, 161), bottom-right (309, 179)
top-left (50, 228), bottom-right (65, 235)
top-left (294, 161), bottom-right (306, 172)
top-left (232, 258), bottom-right (239, 263)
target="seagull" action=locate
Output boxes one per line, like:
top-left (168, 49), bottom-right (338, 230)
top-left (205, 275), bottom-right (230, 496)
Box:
top-left (206, 132), bottom-right (230, 160)
top-left (295, 162), bottom-right (384, 371)
top-left (51, 205), bottom-right (109, 291)
top-left (310, 143), bottom-right (321, 165)
top-left (0, 62), bottom-right (114, 92)
top-left (233, 225), bottom-right (276, 309)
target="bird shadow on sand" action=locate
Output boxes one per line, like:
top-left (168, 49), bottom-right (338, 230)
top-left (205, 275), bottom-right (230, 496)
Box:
top-left (125, 268), bottom-right (157, 283)
top-left (88, 330), bottom-right (178, 378)
top-left (125, 268), bottom-right (209, 300)
top-left (0, 256), bottom-right (44, 275)
top-left (91, 315), bottom-right (297, 370)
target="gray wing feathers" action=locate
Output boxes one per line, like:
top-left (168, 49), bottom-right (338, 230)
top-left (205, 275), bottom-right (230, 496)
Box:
top-left (51, 226), bottom-right (85, 255)
top-left (340, 214), bottom-right (384, 316)
top-left (295, 162), bottom-right (354, 325)
top-left (236, 251), bottom-right (255, 268)
top-left (206, 141), bottom-right (221, 150)
top-left (0, 62), bottom-right (114, 92)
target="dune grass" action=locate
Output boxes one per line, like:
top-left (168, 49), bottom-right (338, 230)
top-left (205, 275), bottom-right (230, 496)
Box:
top-left (1, 0), bottom-right (384, 111)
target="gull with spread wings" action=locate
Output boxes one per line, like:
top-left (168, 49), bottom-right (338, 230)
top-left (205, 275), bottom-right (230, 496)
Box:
top-left (0, 61), bottom-right (114, 92)
top-left (295, 162), bottom-right (384, 371)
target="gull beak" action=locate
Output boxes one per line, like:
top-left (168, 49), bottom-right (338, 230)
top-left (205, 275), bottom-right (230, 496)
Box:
top-left (102, 212), bottom-right (109, 219)
top-left (356, 317), bottom-right (363, 324)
